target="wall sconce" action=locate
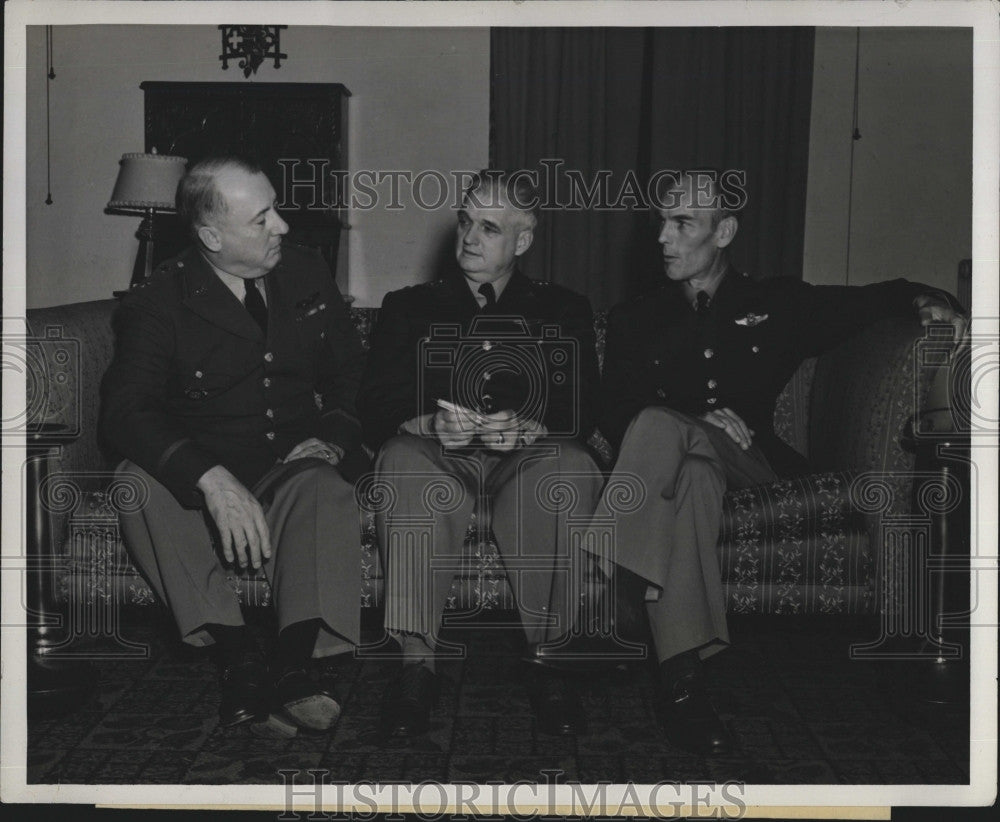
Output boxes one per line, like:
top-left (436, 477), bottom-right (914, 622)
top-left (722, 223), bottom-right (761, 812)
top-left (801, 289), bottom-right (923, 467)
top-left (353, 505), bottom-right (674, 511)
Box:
top-left (219, 25), bottom-right (288, 78)
top-left (107, 152), bottom-right (187, 288)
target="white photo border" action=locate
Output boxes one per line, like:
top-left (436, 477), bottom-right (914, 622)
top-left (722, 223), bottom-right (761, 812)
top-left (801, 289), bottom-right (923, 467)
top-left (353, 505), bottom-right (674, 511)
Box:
top-left (3, 0), bottom-right (997, 815)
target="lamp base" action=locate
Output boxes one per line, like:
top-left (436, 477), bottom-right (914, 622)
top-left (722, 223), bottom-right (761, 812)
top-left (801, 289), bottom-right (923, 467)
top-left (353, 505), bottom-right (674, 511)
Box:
top-left (130, 210), bottom-right (158, 288)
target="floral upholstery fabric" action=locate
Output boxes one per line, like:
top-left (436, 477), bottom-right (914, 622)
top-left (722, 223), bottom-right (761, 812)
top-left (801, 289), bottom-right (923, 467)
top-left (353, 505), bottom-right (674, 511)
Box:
top-left (60, 472), bottom-right (872, 615)
top-left (719, 471), bottom-right (871, 614)
top-left (27, 302), bottom-right (935, 617)
top-left (809, 317), bottom-right (926, 518)
top-left (772, 357), bottom-right (816, 459)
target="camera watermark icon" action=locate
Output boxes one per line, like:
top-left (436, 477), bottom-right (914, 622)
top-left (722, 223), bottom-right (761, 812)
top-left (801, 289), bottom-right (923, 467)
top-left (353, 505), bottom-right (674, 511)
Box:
top-left (1, 321), bottom-right (81, 439)
top-left (418, 317), bottom-right (580, 439)
top-left (911, 323), bottom-right (999, 439)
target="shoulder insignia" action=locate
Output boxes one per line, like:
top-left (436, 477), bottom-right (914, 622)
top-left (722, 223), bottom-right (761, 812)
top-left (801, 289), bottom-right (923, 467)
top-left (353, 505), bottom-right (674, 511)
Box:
top-left (385, 282), bottom-right (423, 300)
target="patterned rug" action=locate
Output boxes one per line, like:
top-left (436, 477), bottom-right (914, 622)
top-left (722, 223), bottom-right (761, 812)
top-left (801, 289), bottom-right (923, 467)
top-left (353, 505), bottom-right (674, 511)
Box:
top-left (27, 611), bottom-right (970, 786)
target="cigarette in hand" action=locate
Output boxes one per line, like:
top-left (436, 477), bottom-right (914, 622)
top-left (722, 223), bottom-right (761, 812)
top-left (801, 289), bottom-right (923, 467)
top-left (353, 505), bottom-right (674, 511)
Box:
top-left (436, 399), bottom-right (488, 428)
top-left (436, 398), bottom-right (478, 416)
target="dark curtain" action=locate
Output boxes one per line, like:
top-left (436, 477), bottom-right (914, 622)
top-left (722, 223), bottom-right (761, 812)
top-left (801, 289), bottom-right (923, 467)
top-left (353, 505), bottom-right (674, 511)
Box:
top-left (491, 28), bottom-right (815, 309)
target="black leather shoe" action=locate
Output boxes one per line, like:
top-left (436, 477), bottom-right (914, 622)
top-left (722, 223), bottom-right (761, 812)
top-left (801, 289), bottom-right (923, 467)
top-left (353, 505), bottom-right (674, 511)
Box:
top-left (529, 569), bottom-right (651, 674)
top-left (657, 673), bottom-right (733, 756)
top-left (585, 565), bottom-right (652, 642)
top-left (218, 656), bottom-right (270, 727)
top-left (527, 665), bottom-right (587, 736)
top-left (252, 667), bottom-right (341, 738)
top-left (379, 663), bottom-right (439, 739)
top-left (525, 633), bottom-right (642, 673)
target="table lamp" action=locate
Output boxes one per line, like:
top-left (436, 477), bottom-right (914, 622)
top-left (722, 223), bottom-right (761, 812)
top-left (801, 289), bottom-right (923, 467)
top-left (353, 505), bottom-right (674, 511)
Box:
top-left (107, 152), bottom-right (187, 288)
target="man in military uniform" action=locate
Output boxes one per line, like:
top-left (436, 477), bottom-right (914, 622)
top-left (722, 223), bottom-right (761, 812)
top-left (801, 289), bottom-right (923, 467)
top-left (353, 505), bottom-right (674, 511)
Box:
top-left (593, 171), bottom-right (966, 755)
top-left (358, 170), bottom-right (602, 738)
top-left (101, 156), bottom-right (367, 737)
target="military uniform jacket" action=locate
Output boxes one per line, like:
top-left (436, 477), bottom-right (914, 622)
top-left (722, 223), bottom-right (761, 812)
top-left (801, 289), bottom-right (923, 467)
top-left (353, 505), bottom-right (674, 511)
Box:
top-left (100, 243), bottom-right (365, 507)
top-left (600, 268), bottom-right (936, 477)
top-left (358, 271), bottom-right (600, 451)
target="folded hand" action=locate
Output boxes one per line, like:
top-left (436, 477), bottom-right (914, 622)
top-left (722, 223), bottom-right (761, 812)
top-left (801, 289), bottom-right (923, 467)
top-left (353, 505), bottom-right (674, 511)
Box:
top-left (284, 437), bottom-right (344, 465)
top-left (197, 465), bottom-right (271, 570)
top-left (700, 407), bottom-right (754, 450)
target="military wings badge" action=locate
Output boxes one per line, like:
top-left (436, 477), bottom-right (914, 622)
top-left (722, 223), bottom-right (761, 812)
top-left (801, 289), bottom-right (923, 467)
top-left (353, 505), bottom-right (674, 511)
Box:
top-left (735, 312), bottom-right (769, 327)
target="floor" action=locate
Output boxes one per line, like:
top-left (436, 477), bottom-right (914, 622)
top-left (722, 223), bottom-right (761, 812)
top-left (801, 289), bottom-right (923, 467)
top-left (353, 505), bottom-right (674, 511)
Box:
top-left (27, 609), bottom-right (970, 786)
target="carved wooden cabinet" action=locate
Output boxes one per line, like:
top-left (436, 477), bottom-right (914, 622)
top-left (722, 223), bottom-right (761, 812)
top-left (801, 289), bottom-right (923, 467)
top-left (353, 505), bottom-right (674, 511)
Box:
top-left (142, 81), bottom-right (349, 275)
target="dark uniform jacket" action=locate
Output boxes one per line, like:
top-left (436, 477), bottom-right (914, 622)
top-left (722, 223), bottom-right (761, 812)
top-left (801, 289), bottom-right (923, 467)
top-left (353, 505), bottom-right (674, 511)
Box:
top-left (600, 268), bottom-right (940, 477)
top-left (100, 242), bottom-right (365, 508)
top-left (358, 271), bottom-right (599, 451)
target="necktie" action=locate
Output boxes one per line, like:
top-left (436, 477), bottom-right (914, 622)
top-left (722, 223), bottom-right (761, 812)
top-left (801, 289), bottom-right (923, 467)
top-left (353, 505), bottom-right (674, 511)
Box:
top-left (695, 290), bottom-right (711, 314)
top-left (244, 278), bottom-right (268, 333)
top-left (478, 282), bottom-right (497, 312)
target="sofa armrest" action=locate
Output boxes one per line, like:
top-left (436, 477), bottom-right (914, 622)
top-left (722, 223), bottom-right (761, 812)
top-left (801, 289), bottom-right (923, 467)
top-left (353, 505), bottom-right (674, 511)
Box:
top-left (25, 299), bottom-right (120, 478)
top-left (807, 317), bottom-right (932, 484)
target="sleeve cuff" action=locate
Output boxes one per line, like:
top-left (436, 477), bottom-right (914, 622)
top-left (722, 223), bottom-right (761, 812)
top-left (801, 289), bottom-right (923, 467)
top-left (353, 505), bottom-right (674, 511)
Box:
top-left (157, 439), bottom-right (220, 508)
top-left (912, 288), bottom-right (965, 314)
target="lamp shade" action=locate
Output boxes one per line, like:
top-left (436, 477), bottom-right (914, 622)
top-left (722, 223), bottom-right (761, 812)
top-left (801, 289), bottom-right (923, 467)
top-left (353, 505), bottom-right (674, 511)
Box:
top-left (108, 153), bottom-right (187, 212)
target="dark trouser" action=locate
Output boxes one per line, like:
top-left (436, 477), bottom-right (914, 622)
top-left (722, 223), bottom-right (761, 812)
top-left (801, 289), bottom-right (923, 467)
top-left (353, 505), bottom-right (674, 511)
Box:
top-left (117, 458), bottom-right (362, 657)
top-left (589, 407), bottom-right (777, 662)
top-left (373, 435), bottom-right (603, 648)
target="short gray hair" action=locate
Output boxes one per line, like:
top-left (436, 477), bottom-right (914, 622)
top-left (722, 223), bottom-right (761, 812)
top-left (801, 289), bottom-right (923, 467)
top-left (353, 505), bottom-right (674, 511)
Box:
top-left (176, 156), bottom-right (263, 239)
top-left (655, 168), bottom-right (740, 228)
top-left (463, 169), bottom-right (540, 230)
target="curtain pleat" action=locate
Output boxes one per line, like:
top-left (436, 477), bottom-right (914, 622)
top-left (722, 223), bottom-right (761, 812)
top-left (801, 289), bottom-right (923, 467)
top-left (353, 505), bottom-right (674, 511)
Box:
top-left (491, 27), bottom-right (815, 310)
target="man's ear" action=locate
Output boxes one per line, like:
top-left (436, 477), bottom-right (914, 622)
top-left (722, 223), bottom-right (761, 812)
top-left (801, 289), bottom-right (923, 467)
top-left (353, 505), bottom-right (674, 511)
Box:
top-left (714, 215), bottom-right (738, 249)
top-left (514, 228), bottom-right (534, 257)
top-left (197, 225), bottom-right (221, 253)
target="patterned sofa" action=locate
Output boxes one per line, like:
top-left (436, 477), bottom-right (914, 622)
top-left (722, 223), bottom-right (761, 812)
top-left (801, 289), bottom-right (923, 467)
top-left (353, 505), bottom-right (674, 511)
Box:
top-left (25, 297), bottom-right (936, 633)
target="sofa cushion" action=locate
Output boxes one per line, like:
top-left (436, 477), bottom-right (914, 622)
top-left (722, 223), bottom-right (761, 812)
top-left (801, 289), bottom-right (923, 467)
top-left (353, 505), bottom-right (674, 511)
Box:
top-left (57, 492), bottom-right (515, 611)
top-left (32, 300), bottom-right (927, 621)
top-left (719, 471), bottom-right (871, 614)
top-left (59, 468), bottom-right (875, 616)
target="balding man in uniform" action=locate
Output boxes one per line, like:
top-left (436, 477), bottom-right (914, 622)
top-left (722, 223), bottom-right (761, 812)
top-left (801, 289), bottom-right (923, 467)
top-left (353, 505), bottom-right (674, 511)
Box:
top-left (358, 170), bottom-right (603, 738)
top-left (101, 156), bottom-right (367, 737)
top-left (591, 170), bottom-right (966, 755)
